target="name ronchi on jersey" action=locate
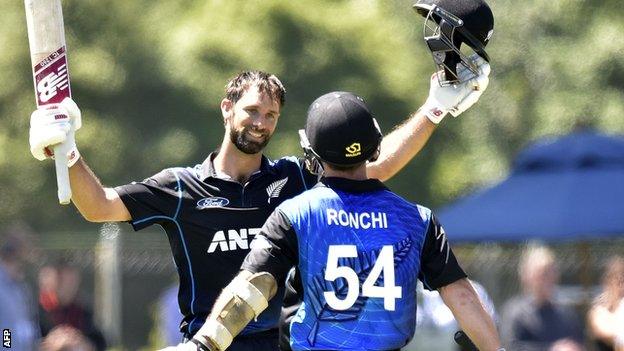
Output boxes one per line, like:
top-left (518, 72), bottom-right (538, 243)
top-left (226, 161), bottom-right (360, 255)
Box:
top-left (326, 209), bottom-right (388, 229)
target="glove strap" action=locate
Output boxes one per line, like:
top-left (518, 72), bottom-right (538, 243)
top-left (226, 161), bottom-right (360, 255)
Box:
top-left (67, 146), bottom-right (81, 168)
top-left (190, 338), bottom-right (212, 351)
top-left (194, 319), bottom-right (232, 351)
top-left (420, 102), bottom-right (448, 124)
top-left (47, 145), bottom-right (81, 167)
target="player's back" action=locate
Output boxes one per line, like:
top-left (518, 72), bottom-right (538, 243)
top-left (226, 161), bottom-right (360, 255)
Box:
top-left (280, 178), bottom-right (431, 350)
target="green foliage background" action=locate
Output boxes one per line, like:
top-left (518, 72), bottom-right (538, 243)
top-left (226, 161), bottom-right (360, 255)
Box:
top-left (1, 0), bottom-right (623, 231)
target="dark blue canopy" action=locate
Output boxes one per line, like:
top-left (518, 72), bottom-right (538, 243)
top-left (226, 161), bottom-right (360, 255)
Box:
top-left (438, 130), bottom-right (624, 243)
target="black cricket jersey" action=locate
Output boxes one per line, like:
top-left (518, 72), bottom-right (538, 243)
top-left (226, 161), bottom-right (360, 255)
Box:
top-left (114, 152), bottom-right (316, 337)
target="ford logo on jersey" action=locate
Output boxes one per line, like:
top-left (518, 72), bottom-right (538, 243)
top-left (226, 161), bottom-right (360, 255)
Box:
top-left (197, 197), bottom-right (229, 209)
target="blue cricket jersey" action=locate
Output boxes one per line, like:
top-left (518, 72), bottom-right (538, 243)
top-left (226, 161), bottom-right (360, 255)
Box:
top-left (242, 177), bottom-right (466, 350)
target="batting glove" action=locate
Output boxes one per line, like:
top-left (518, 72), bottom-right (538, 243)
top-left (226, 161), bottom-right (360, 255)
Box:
top-left (615, 301), bottom-right (624, 348)
top-left (421, 54), bottom-right (491, 124)
top-left (29, 97), bottom-right (82, 167)
top-left (158, 343), bottom-right (197, 351)
top-left (158, 339), bottom-right (217, 351)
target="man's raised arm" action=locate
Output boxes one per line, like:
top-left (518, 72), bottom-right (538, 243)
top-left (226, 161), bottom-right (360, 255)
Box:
top-left (69, 159), bottom-right (130, 222)
top-left (367, 57), bottom-right (490, 181)
top-left (366, 110), bottom-right (436, 181)
top-left (30, 98), bottom-right (131, 222)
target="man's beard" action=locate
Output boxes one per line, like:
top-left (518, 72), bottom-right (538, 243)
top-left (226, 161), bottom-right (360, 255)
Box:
top-left (229, 125), bottom-right (271, 154)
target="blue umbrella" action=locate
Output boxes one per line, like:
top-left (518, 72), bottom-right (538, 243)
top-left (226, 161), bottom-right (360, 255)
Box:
top-left (438, 130), bottom-right (624, 243)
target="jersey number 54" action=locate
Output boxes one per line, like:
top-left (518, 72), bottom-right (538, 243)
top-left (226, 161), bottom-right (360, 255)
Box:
top-left (323, 245), bottom-right (402, 311)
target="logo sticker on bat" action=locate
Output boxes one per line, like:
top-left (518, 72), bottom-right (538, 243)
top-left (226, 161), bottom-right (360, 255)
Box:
top-left (34, 46), bottom-right (71, 106)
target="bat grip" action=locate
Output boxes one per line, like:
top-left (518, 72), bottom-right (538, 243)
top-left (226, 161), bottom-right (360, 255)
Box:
top-left (53, 143), bottom-right (71, 205)
top-left (454, 330), bottom-right (479, 351)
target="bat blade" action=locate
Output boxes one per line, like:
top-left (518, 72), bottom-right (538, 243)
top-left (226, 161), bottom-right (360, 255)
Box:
top-left (25, 0), bottom-right (72, 204)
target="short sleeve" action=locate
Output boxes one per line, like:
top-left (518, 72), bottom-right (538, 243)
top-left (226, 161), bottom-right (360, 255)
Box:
top-left (114, 169), bottom-right (180, 230)
top-left (418, 213), bottom-right (467, 290)
top-left (241, 209), bottom-right (299, 283)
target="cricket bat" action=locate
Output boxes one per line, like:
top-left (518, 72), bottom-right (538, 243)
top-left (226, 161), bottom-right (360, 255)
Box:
top-left (25, 0), bottom-right (72, 204)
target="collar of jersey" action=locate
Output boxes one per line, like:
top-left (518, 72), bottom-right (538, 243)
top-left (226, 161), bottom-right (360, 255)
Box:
top-left (318, 177), bottom-right (387, 193)
top-left (200, 151), bottom-right (277, 181)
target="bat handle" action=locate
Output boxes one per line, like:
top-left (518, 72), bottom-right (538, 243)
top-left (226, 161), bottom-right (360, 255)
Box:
top-left (53, 143), bottom-right (72, 205)
top-left (454, 330), bottom-right (479, 351)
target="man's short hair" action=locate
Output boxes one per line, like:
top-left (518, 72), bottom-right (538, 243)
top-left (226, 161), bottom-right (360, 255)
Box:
top-left (603, 255), bottom-right (624, 286)
top-left (225, 70), bottom-right (286, 107)
top-left (519, 244), bottom-right (557, 278)
top-left (324, 161), bottom-right (366, 173)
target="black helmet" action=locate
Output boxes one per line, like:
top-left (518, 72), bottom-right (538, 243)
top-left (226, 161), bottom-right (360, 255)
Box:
top-left (299, 92), bottom-right (382, 173)
top-left (414, 0), bottom-right (494, 85)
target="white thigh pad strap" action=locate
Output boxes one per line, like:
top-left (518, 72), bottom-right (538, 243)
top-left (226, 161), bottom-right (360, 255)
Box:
top-left (197, 319), bottom-right (233, 351)
top-left (227, 276), bottom-right (269, 319)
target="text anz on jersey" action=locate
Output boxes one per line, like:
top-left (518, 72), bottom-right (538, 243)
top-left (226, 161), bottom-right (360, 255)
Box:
top-left (326, 209), bottom-right (388, 229)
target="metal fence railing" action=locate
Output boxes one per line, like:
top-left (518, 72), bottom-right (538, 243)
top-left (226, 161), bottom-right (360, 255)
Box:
top-left (5, 225), bottom-right (623, 349)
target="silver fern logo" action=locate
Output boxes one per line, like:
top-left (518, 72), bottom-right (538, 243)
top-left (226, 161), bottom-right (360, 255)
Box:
top-left (266, 177), bottom-right (288, 203)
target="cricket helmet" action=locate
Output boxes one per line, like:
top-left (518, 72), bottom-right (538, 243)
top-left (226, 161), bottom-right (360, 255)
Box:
top-left (414, 0), bottom-right (494, 85)
top-left (299, 92), bottom-right (382, 174)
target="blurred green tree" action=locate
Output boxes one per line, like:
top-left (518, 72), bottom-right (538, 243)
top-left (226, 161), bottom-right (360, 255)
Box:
top-left (1, 0), bottom-right (623, 231)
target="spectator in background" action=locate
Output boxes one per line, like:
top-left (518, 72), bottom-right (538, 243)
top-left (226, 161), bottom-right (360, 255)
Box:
top-left (40, 325), bottom-right (95, 351)
top-left (408, 280), bottom-right (498, 351)
top-left (587, 256), bottom-right (624, 351)
top-left (501, 245), bottom-right (584, 351)
top-left (618, 305), bottom-right (624, 351)
top-left (38, 260), bottom-right (106, 351)
top-left (0, 223), bottom-right (40, 351)
top-left (158, 282), bottom-right (184, 346)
